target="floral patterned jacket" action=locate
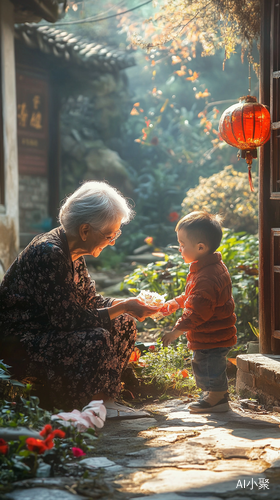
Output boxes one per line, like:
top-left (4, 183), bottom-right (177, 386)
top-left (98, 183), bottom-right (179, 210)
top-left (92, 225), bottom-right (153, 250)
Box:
top-left (0, 226), bottom-right (113, 337)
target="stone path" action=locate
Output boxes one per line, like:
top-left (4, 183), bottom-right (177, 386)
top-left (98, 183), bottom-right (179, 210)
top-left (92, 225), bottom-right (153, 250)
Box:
top-left (5, 399), bottom-right (280, 500)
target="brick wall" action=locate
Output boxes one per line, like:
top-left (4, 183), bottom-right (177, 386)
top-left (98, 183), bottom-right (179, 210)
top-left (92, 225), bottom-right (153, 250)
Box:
top-left (236, 353), bottom-right (280, 406)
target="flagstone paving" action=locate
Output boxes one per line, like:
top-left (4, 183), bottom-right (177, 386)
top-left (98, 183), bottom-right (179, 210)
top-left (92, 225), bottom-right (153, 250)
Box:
top-left (5, 399), bottom-right (280, 499)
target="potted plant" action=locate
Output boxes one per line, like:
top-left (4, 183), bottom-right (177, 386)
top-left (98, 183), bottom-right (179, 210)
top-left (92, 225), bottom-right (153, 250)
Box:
top-left (247, 323), bottom-right (259, 353)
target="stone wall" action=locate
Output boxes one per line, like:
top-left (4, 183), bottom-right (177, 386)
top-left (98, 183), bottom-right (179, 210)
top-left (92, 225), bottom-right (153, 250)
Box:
top-left (19, 174), bottom-right (49, 239)
top-left (236, 353), bottom-right (280, 406)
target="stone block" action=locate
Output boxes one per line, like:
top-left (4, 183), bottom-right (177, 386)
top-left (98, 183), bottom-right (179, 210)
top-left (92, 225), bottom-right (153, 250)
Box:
top-left (248, 359), bottom-right (261, 374)
top-left (255, 377), bottom-right (280, 399)
top-left (259, 365), bottom-right (276, 383)
top-left (236, 356), bottom-right (250, 373)
top-left (7, 488), bottom-right (85, 500)
top-left (236, 369), bottom-right (255, 389)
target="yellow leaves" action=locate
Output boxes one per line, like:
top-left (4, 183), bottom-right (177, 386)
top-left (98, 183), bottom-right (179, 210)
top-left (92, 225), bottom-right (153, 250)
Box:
top-left (195, 89), bottom-right (211, 99)
top-left (171, 55), bottom-right (182, 65)
top-left (175, 70), bottom-right (186, 76)
top-left (131, 103), bottom-right (144, 115)
top-left (186, 70), bottom-right (199, 82)
top-left (175, 65), bottom-right (187, 76)
top-left (160, 99), bottom-right (169, 113)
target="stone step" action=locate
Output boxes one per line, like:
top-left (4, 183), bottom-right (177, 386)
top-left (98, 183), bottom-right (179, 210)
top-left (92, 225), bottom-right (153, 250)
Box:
top-left (236, 353), bottom-right (280, 406)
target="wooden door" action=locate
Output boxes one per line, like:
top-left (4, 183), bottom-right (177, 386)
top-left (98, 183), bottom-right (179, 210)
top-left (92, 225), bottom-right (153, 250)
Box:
top-left (259, 0), bottom-right (280, 353)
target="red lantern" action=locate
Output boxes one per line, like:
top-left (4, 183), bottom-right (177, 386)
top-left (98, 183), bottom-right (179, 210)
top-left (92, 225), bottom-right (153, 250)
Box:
top-left (219, 95), bottom-right (271, 191)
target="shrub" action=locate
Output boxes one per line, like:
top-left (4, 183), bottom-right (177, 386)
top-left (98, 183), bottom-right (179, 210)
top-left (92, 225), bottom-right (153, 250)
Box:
top-left (181, 165), bottom-right (258, 233)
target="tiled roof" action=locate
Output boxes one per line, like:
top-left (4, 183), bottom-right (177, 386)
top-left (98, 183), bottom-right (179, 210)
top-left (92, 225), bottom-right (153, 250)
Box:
top-left (14, 24), bottom-right (135, 72)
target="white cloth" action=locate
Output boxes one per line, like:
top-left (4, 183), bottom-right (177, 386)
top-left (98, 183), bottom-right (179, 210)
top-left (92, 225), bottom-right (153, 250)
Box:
top-left (51, 400), bottom-right (106, 432)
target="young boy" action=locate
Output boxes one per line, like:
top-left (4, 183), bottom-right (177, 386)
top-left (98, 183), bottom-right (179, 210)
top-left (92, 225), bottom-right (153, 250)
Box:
top-left (161, 211), bottom-right (237, 413)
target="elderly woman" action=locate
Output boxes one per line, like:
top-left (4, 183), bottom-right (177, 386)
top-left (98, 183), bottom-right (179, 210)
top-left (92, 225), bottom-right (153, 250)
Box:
top-left (0, 182), bottom-right (159, 414)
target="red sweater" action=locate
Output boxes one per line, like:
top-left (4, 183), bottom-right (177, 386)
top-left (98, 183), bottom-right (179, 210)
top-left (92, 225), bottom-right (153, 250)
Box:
top-left (174, 252), bottom-right (237, 350)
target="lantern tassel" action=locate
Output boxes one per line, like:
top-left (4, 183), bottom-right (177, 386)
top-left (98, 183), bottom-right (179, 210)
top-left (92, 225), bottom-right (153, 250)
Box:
top-left (248, 165), bottom-right (254, 192)
top-left (245, 151), bottom-right (254, 192)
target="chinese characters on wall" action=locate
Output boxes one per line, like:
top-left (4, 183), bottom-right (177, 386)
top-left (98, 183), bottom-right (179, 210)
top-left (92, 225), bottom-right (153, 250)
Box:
top-left (16, 70), bottom-right (49, 176)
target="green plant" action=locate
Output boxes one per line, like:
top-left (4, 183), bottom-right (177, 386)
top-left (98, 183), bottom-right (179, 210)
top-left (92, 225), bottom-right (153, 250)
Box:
top-left (0, 364), bottom-right (99, 487)
top-left (218, 229), bottom-right (259, 337)
top-left (248, 322), bottom-right (259, 338)
top-left (134, 340), bottom-right (197, 395)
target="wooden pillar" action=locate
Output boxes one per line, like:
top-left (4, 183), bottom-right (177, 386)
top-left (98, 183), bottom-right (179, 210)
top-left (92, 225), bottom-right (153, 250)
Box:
top-left (259, 0), bottom-right (280, 354)
top-left (259, 0), bottom-right (273, 353)
top-left (0, 0), bottom-right (19, 270)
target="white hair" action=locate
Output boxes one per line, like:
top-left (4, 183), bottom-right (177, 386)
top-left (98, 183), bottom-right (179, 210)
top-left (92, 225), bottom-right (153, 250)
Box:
top-left (59, 181), bottom-right (134, 236)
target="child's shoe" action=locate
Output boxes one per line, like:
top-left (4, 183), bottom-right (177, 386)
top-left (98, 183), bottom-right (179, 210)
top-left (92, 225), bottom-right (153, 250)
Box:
top-left (188, 391), bottom-right (230, 413)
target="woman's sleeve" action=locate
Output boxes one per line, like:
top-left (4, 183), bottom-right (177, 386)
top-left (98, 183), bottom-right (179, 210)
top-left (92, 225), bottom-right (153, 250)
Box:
top-left (31, 245), bottom-right (111, 331)
top-left (78, 258), bottom-right (115, 309)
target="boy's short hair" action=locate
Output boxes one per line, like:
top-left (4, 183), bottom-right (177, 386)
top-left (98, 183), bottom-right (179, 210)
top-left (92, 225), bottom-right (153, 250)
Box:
top-left (175, 211), bottom-right (223, 253)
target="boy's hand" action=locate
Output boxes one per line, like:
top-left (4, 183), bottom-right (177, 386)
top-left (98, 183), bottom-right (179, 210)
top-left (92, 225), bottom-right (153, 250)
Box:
top-left (162, 329), bottom-right (181, 347)
top-left (160, 299), bottom-right (180, 317)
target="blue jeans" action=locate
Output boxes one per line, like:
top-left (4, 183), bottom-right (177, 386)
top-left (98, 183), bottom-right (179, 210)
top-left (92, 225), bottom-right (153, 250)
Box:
top-left (191, 347), bottom-right (231, 392)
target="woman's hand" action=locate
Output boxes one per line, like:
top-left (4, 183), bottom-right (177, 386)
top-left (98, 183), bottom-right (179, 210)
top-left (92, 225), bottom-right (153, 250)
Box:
top-left (108, 298), bottom-right (160, 321)
top-left (123, 298), bottom-right (160, 321)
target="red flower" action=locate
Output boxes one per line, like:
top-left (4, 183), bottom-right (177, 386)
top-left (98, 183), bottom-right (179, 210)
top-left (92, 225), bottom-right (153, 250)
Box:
top-left (129, 347), bottom-right (141, 363)
top-left (168, 211), bottom-right (179, 222)
top-left (148, 345), bottom-right (156, 351)
top-left (26, 438), bottom-right (48, 454)
top-left (51, 429), bottom-right (66, 439)
top-left (39, 425), bottom-right (65, 440)
top-left (44, 434), bottom-right (55, 450)
top-left (72, 447), bottom-right (86, 457)
top-left (0, 438), bottom-right (8, 455)
top-left (26, 425), bottom-right (65, 454)
top-left (181, 369), bottom-right (189, 378)
top-left (39, 424), bottom-right (53, 437)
